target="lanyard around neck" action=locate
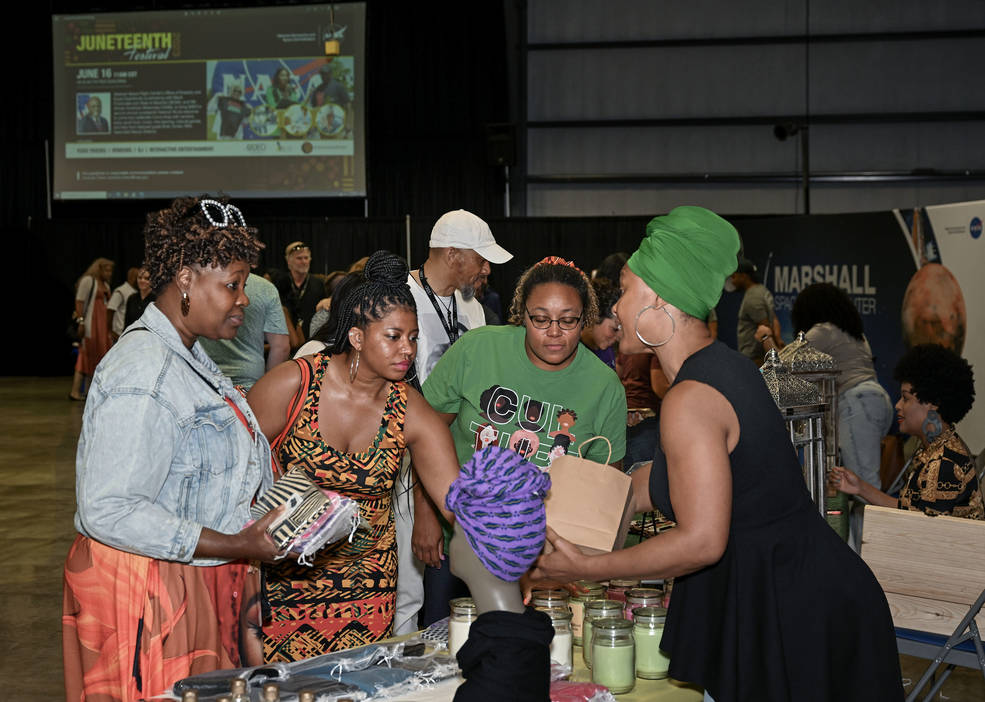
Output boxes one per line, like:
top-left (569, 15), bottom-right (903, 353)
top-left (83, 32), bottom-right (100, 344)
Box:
top-left (292, 274), bottom-right (309, 299)
top-left (419, 266), bottom-right (460, 344)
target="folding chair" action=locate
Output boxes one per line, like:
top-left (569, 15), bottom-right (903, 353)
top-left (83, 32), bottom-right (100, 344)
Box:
top-left (860, 506), bottom-right (985, 702)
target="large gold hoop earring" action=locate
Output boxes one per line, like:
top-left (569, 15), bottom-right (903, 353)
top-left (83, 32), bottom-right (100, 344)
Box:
top-left (635, 305), bottom-right (675, 347)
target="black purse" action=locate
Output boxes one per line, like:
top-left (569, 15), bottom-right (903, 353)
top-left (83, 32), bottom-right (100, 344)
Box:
top-left (66, 315), bottom-right (82, 343)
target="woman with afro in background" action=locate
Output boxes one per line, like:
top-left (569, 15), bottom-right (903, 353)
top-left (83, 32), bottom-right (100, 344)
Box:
top-left (830, 343), bottom-right (983, 520)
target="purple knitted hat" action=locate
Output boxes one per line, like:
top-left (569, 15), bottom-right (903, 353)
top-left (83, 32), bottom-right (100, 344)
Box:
top-left (445, 446), bottom-right (551, 582)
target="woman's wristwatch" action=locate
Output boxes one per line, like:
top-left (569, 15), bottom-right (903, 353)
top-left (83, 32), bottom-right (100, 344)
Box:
top-left (75, 316), bottom-right (85, 325)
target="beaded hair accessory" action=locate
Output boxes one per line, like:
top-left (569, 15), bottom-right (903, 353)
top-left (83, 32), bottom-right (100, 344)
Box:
top-left (538, 255), bottom-right (584, 276)
top-left (200, 199), bottom-right (247, 229)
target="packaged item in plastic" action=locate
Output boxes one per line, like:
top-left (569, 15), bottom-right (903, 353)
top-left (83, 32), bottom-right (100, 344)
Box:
top-left (250, 466), bottom-right (364, 565)
top-left (549, 681), bottom-right (617, 702)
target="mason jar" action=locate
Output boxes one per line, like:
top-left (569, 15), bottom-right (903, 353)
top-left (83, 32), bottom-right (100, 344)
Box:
top-left (624, 587), bottom-right (663, 620)
top-left (531, 588), bottom-right (570, 611)
top-left (448, 597), bottom-right (477, 657)
top-left (605, 578), bottom-right (641, 603)
top-left (570, 581), bottom-right (606, 646)
top-left (633, 606), bottom-right (671, 679)
top-left (538, 606), bottom-right (574, 669)
top-left (590, 617), bottom-right (636, 694)
top-left (582, 599), bottom-right (625, 669)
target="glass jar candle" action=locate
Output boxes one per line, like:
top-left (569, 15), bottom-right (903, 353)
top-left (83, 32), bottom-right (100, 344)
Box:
top-left (624, 587), bottom-right (663, 620)
top-left (591, 618), bottom-right (636, 694)
top-left (605, 578), bottom-right (641, 603)
top-left (531, 588), bottom-right (570, 611)
top-left (582, 599), bottom-right (625, 669)
top-left (448, 597), bottom-right (477, 657)
top-left (230, 679), bottom-right (249, 702)
top-left (633, 606), bottom-right (670, 680)
top-left (570, 581), bottom-right (606, 646)
top-left (539, 606), bottom-right (574, 669)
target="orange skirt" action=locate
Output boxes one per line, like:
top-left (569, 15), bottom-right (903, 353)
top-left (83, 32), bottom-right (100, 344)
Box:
top-left (76, 293), bottom-right (112, 376)
top-left (62, 535), bottom-right (248, 702)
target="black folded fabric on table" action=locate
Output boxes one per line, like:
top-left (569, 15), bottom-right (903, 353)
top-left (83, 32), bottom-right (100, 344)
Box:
top-left (455, 607), bottom-right (553, 702)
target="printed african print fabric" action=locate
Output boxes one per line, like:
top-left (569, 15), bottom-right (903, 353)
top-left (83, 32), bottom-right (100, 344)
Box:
top-left (62, 535), bottom-right (247, 702)
top-left (898, 427), bottom-right (985, 519)
top-left (263, 355), bottom-right (408, 662)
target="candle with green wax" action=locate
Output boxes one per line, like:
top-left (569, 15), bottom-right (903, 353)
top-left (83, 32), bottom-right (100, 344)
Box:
top-left (582, 599), bottom-right (624, 668)
top-left (591, 617), bottom-right (636, 694)
top-left (633, 606), bottom-right (670, 679)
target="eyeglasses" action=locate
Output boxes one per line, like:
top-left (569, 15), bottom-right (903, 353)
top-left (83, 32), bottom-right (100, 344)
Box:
top-left (200, 199), bottom-right (247, 228)
top-left (289, 243), bottom-right (310, 254)
top-left (525, 308), bottom-right (582, 331)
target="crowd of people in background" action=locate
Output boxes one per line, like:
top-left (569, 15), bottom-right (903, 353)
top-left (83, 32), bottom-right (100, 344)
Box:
top-left (62, 196), bottom-right (979, 702)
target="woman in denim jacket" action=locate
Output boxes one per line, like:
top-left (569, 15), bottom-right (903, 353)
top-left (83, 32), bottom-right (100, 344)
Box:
top-left (63, 196), bottom-right (285, 702)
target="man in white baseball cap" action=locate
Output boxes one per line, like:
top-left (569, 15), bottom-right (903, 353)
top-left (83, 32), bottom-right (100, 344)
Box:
top-left (392, 209), bottom-right (512, 634)
top-left (428, 208), bottom-right (513, 266)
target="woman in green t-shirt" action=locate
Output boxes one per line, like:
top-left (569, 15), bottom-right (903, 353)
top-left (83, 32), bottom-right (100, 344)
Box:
top-left (419, 256), bottom-right (628, 625)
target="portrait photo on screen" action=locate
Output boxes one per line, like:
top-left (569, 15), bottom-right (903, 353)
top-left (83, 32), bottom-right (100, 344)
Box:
top-left (76, 93), bottom-right (111, 135)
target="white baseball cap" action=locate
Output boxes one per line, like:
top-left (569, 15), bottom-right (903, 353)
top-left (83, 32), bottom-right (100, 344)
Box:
top-left (429, 210), bottom-right (512, 264)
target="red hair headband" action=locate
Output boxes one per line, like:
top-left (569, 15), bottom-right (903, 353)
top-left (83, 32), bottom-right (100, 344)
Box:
top-left (538, 255), bottom-right (584, 275)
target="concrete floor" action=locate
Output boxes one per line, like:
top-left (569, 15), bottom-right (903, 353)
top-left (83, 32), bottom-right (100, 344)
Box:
top-left (2, 376), bottom-right (983, 700)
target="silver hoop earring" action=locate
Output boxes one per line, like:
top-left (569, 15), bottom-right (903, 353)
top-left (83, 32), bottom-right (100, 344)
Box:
top-left (349, 350), bottom-right (360, 383)
top-left (635, 305), bottom-right (676, 347)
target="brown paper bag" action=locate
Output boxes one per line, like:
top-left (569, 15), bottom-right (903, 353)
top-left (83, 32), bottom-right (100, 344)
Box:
top-left (543, 436), bottom-right (634, 555)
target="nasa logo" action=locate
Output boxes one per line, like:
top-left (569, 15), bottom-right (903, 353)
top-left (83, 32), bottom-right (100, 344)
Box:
top-left (970, 217), bottom-right (983, 240)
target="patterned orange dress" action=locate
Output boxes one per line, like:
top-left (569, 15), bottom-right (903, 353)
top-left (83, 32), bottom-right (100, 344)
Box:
top-left (263, 355), bottom-right (407, 661)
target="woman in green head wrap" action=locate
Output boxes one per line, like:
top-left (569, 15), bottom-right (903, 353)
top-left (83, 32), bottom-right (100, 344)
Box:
top-left (534, 207), bottom-right (903, 702)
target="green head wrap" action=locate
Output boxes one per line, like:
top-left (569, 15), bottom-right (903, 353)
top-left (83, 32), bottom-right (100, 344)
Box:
top-left (626, 206), bottom-right (740, 320)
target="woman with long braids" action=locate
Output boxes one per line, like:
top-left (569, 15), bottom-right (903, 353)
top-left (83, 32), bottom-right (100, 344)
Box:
top-left (63, 196), bottom-right (284, 701)
top-left (830, 343), bottom-right (982, 520)
top-left (534, 207), bottom-right (903, 702)
top-left (246, 250), bottom-right (462, 661)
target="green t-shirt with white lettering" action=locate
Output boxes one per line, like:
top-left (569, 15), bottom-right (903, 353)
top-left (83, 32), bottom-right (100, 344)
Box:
top-left (422, 325), bottom-right (627, 470)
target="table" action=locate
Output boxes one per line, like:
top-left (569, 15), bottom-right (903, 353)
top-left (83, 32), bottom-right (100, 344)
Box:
top-left (568, 654), bottom-right (702, 701)
top-left (391, 640), bottom-right (703, 701)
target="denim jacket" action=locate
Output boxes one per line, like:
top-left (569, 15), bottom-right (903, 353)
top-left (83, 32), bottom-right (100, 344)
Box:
top-left (74, 303), bottom-right (273, 565)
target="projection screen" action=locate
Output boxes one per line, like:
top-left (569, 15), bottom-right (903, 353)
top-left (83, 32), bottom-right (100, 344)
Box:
top-left (52, 3), bottom-right (366, 200)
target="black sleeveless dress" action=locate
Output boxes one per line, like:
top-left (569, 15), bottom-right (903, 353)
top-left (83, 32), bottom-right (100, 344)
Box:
top-left (649, 342), bottom-right (903, 702)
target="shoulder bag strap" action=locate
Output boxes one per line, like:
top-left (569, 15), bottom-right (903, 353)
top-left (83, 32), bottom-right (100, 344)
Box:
top-left (80, 275), bottom-right (97, 319)
top-left (269, 357), bottom-right (312, 478)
